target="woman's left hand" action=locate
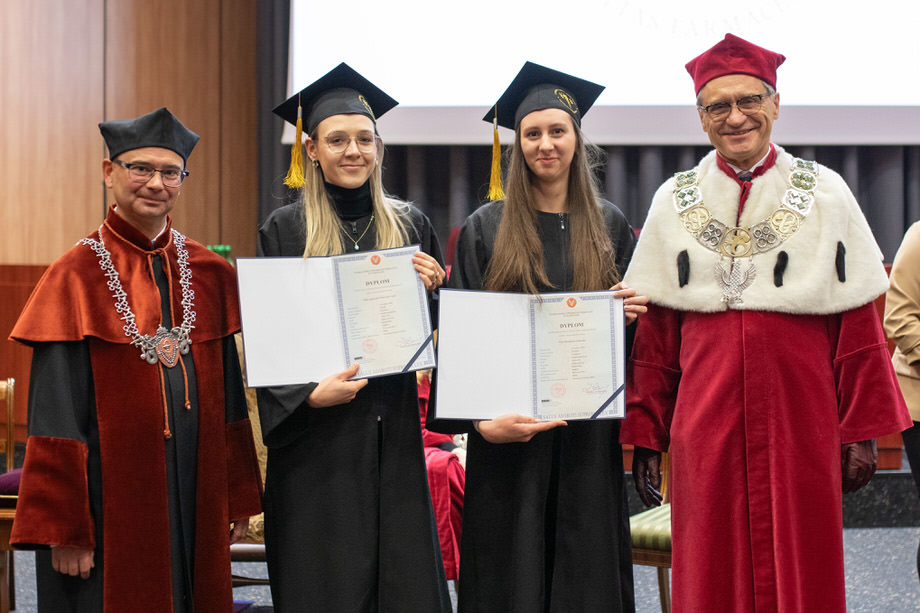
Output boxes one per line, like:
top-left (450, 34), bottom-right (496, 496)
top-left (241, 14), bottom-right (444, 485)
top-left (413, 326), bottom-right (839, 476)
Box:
top-left (610, 281), bottom-right (648, 324)
top-left (413, 251), bottom-right (446, 291)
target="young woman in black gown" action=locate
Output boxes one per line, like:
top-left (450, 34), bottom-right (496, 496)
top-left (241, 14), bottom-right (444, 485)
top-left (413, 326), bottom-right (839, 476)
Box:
top-left (438, 62), bottom-right (647, 613)
top-left (257, 63), bottom-right (451, 613)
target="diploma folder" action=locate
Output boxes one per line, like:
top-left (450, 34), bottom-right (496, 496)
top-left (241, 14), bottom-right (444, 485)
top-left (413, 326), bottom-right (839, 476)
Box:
top-left (435, 289), bottom-right (625, 421)
top-left (236, 246), bottom-right (435, 386)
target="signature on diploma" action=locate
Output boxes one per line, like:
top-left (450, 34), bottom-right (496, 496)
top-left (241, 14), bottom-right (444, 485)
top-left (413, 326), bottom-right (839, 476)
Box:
top-left (582, 384), bottom-right (610, 395)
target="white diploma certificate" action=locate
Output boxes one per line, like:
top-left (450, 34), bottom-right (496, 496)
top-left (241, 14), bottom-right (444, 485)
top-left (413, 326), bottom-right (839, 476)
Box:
top-left (436, 289), bottom-right (625, 421)
top-left (236, 246), bottom-right (435, 386)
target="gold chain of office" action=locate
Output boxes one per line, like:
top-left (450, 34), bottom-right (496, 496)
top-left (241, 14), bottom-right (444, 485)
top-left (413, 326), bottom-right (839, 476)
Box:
top-left (671, 157), bottom-right (820, 259)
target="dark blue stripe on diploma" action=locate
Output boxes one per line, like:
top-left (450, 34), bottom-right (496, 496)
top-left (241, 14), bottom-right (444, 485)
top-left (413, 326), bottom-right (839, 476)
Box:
top-left (403, 333), bottom-right (434, 373)
top-left (590, 383), bottom-right (625, 419)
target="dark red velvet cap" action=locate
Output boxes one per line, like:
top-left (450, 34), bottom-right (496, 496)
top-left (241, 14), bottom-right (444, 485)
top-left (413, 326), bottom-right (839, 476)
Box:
top-left (686, 34), bottom-right (786, 94)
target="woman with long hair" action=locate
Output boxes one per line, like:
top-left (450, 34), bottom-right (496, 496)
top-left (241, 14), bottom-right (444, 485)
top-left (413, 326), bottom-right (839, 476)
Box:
top-left (257, 63), bottom-right (451, 612)
top-left (438, 62), bottom-right (647, 613)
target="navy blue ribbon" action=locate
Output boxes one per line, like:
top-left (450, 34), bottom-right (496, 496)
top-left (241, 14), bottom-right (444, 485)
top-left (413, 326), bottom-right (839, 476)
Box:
top-left (402, 333), bottom-right (434, 373)
top-left (590, 383), bottom-right (625, 419)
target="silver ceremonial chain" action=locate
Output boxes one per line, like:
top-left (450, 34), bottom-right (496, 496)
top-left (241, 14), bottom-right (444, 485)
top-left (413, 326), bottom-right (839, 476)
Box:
top-left (82, 227), bottom-right (197, 367)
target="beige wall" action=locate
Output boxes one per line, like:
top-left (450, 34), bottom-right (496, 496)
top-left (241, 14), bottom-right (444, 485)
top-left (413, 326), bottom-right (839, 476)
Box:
top-left (0, 0), bottom-right (258, 265)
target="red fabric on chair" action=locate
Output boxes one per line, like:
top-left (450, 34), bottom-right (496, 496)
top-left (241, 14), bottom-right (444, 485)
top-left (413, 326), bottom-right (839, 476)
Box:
top-left (418, 376), bottom-right (464, 580)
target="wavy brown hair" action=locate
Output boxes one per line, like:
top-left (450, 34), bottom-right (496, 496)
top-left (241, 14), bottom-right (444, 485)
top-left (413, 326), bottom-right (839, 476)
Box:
top-left (483, 118), bottom-right (620, 293)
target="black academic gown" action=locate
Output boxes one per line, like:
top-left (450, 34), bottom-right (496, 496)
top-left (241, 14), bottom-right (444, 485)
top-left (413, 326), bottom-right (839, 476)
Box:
top-left (436, 199), bottom-right (637, 613)
top-left (256, 191), bottom-right (451, 613)
top-left (26, 260), bottom-right (246, 613)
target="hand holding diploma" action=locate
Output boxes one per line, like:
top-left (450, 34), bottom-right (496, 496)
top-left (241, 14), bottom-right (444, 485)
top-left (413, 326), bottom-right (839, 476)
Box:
top-left (308, 363), bottom-right (369, 408)
top-left (475, 414), bottom-right (568, 444)
top-left (610, 281), bottom-right (648, 325)
top-left (413, 250), bottom-right (446, 291)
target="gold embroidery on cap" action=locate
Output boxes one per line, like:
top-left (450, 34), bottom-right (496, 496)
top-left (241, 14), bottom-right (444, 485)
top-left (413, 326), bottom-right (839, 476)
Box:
top-left (358, 95), bottom-right (375, 119)
top-left (554, 88), bottom-right (578, 114)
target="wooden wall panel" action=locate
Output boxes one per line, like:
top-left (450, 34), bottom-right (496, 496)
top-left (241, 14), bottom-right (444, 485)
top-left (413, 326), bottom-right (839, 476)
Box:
top-left (220, 0), bottom-right (259, 258)
top-left (0, 265), bottom-right (48, 441)
top-left (104, 1), bottom-right (223, 244)
top-left (0, 1), bottom-right (105, 265)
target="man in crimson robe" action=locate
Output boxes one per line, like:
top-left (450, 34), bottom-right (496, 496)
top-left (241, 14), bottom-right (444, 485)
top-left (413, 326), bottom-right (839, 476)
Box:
top-left (9, 107), bottom-right (263, 612)
top-left (621, 34), bottom-right (911, 612)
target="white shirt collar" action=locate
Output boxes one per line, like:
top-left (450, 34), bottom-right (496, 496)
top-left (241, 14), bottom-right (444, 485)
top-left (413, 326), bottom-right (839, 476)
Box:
top-left (725, 146), bottom-right (772, 176)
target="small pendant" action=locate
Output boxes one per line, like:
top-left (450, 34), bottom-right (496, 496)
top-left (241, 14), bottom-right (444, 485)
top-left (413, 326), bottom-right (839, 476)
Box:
top-left (153, 327), bottom-right (180, 367)
top-left (355, 244), bottom-right (360, 251)
top-left (715, 258), bottom-right (756, 305)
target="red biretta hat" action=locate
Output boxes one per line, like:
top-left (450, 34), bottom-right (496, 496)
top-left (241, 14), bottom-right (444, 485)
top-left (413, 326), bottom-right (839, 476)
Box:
top-left (685, 33), bottom-right (786, 94)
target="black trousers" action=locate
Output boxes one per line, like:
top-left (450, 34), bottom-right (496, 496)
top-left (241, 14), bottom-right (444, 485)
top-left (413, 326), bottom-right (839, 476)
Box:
top-left (900, 421), bottom-right (920, 579)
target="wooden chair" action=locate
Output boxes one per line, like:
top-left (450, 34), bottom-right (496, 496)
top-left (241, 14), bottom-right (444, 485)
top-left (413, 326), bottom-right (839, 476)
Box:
top-left (630, 452), bottom-right (671, 613)
top-left (0, 379), bottom-right (17, 613)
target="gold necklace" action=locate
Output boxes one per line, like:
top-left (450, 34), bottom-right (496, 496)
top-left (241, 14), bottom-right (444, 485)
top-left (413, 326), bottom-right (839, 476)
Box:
top-left (344, 214), bottom-right (375, 251)
top-left (672, 157), bottom-right (819, 304)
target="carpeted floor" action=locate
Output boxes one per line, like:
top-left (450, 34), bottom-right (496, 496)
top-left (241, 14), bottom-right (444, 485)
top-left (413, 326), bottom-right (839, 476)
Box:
top-left (8, 530), bottom-right (920, 612)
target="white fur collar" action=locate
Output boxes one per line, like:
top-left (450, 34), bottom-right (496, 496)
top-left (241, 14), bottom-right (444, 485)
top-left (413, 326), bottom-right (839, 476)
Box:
top-left (624, 147), bottom-right (888, 314)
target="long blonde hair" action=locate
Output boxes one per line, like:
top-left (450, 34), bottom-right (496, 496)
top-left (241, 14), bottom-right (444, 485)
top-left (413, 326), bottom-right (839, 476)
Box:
top-left (484, 119), bottom-right (620, 293)
top-left (300, 131), bottom-right (410, 257)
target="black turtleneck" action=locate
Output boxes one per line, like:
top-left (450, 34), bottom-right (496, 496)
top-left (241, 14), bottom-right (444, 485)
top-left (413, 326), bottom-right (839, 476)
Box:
top-left (325, 180), bottom-right (373, 221)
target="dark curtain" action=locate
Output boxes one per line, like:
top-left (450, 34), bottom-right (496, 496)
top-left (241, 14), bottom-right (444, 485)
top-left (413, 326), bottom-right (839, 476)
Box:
top-left (257, 0), bottom-right (298, 223)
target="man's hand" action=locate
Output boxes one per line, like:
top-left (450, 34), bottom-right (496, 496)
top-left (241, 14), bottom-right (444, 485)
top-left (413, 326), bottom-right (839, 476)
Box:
top-left (475, 414), bottom-right (567, 444)
top-left (842, 439), bottom-right (877, 493)
top-left (632, 446), bottom-right (663, 507)
top-left (52, 546), bottom-right (94, 579)
top-left (307, 364), bottom-right (368, 408)
top-left (230, 517), bottom-right (250, 544)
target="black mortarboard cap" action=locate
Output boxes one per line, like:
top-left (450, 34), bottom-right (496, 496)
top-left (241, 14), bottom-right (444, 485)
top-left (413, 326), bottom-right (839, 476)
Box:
top-left (273, 63), bottom-right (398, 134)
top-left (99, 107), bottom-right (199, 164)
top-left (483, 61), bottom-right (605, 130)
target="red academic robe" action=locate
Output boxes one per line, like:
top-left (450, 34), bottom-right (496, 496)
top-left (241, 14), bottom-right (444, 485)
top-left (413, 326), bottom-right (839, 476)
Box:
top-left (10, 208), bottom-right (263, 612)
top-left (418, 376), bottom-right (464, 580)
top-left (622, 303), bottom-right (910, 612)
top-left (622, 146), bottom-right (911, 612)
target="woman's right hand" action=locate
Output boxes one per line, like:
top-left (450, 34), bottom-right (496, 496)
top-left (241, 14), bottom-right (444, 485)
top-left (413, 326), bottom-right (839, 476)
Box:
top-left (475, 414), bottom-right (567, 444)
top-left (307, 363), bottom-right (369, 408)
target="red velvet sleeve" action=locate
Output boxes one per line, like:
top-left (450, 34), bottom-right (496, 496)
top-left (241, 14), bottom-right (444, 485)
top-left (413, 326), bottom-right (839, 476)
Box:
top-left (225, 419), bottom-right (263, 522)
top-left (11, 436), bottom-right (95, 549)
top-left (620, 303), bottom-right (683, 451)
top-left (418, 376), bottom-right (453, 448)
top-left (833, 302), bottom-right (912, 443)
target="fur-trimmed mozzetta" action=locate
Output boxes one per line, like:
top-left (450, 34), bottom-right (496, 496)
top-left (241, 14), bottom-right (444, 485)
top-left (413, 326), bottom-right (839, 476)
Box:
top-left (624, 147), bottom-right (887, 314)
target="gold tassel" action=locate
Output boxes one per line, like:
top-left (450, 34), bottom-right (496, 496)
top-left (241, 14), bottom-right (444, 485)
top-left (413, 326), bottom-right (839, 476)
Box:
top-left (487, 115), bottom-right (505, 201)
top-left (284, 94), bottom-right (306, 188)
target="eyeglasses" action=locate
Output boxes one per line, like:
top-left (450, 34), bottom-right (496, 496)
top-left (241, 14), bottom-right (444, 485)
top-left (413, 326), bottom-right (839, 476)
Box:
top-left (114, 160), bottom-right (189, 187)
top-left (698, 93), bottom-right (773, 120)
top-left (323, 132), bottom-right (379, 154)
